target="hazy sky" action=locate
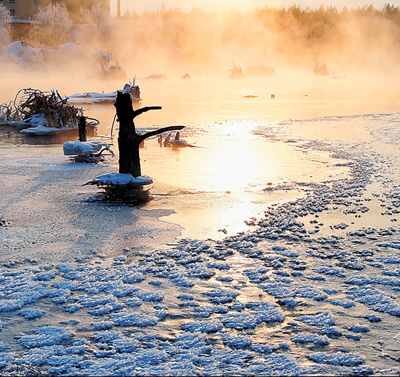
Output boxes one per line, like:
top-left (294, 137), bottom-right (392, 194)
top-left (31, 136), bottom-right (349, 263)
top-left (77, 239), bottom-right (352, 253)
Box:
top-left (111, 0), bottom-right (397, 14)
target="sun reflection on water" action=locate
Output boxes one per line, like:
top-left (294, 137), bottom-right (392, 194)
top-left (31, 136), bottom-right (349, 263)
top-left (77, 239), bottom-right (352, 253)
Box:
top-left (140, 120), bottom-right (297, 193)
top-left (137, 119), bottom-right (346, 240)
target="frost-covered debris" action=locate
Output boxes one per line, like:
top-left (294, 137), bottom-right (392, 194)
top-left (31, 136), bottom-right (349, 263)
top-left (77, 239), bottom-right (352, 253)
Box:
top-left (0, 88), bottom-right (99, 135)
top-left (87, 173), bottom-right (153, 187)
top-left (67, 78), bottom-right (141, 105)
top-left (63, 141), bottom-right (114, 163)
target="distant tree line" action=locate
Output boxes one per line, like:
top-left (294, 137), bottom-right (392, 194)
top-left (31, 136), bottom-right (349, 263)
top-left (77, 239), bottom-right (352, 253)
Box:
top-left (113, 4), bottom-right (400, 72)
top-left (0, 3), bottom-right (399, 73)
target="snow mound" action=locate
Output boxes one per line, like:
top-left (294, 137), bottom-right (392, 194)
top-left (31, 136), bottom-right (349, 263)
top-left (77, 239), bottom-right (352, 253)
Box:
top-left (63, 141), bottom-right (113, 156)
top-left (5, 41), bottom-right (44, 65)
top-left (20, 125), bottom-right (71, 136)
top-left (92, 173), bottom-right (153, 186)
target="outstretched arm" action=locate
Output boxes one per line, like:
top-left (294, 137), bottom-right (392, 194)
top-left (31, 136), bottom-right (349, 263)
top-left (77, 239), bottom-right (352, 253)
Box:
top-left (133, 106), bottom-right (162, 118)
top-left (139, 125), bottom-right (185, 142)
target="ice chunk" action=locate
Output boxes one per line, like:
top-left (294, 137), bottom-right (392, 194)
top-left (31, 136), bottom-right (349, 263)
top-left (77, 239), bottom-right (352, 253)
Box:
top-left (297, 311), bottom-right (335, 327)
top-left (136, 291), bottom-right (164, 302)
top-left (182, 320), bottom-right (223, 333)
top-left (348, 323), bottom-right (370, 333)
top-left (222, 333), bottom-right (252, 349)
top-left (17, 308), bottom-right (44, 319)
top-left (18, 326), bottom-right (74, 348)
top-left (291, 333), bottom-right (329, 345)
top-left (307, 351), bottom-right (365, 366)
top-left (111, 309), bottom-right (160, 327)
top-left (112, 337), bottom-right (140, 353)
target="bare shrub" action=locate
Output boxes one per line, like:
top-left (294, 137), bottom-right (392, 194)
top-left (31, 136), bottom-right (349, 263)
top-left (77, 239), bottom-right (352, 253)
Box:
top-left (30, 3), bottom-right (72, 48)
top-left (80, 4), bottom-right (111, 39)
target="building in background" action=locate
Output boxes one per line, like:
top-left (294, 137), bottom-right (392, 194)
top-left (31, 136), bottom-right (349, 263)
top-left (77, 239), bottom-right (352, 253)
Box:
top-left (2, 0), bottom-right (110, 39)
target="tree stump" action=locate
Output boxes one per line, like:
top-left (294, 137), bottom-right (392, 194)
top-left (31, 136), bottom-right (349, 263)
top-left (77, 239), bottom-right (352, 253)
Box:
top-left (86, 91), bottom-right (186, 202)
top-left (114, 91), bottom-right (185, 177)
top-left (78, 116), bottom-right (87, 142)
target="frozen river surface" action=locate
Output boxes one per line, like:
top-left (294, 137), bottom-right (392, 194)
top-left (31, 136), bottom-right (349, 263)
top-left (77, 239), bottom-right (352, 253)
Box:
top-left (0, 74), bottom-right (400, 375)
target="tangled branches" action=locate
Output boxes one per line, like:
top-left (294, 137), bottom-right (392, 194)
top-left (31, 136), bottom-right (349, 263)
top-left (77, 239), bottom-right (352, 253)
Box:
top-left (0, 88), bottom-right (98, 129)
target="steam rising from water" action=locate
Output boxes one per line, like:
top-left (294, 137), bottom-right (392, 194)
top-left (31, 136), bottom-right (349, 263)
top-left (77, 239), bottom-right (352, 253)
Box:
top-left (104, 6), bottom-right (400, 76)
top-left (0, 5), bottom-right (399, 122)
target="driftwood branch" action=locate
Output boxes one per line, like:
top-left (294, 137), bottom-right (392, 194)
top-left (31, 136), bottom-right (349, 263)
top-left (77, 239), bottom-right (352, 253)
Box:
top-left (139, 125), bottom-right (185, 142)
top-left (133, 106), bottom-right (162, 119)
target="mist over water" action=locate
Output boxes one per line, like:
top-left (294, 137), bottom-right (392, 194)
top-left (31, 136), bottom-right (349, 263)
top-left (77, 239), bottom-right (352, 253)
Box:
top-left (0, 5), bottom-right (399, 126)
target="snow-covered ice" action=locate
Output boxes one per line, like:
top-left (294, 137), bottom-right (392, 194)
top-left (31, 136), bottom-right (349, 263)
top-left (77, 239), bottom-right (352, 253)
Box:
top-left (1, 110), bottom-right (400, 375)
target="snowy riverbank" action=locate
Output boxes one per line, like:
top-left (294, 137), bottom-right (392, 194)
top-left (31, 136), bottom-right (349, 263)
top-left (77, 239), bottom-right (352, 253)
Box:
top-left (0, 111), bottom-right (399, 375)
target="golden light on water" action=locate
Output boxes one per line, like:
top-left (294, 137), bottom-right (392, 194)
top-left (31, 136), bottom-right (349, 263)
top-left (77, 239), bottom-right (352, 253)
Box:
top-left (192, 121), bottom-right (261, 192)
top-left (139, 120), bottom-right (294, 193)
top-left (139, 118), bottom-right (343, 239)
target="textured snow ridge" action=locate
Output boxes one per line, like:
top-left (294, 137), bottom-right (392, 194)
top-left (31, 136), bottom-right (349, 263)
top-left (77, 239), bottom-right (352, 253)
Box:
top-left (291, 333), bottom-right (330, 345)
top-left (111, 310), bottom-right (162, 327)
top-left (307, 351), bottom-right (365, 366)
top-left (260, 282), bottom-right (328, 301)
top-left (18, 327), bottom-right (74, 349)
top-left (347, 287), bottom-right (400, 316)
top-left (296, 311), bottom-right (336, 328)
